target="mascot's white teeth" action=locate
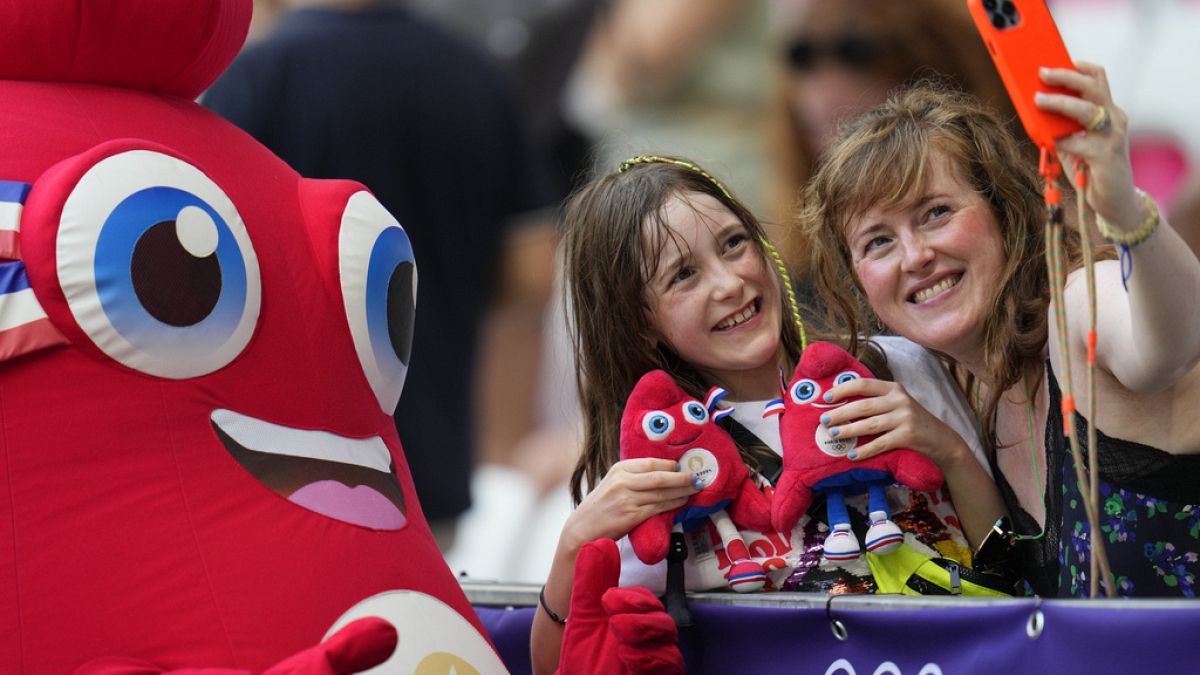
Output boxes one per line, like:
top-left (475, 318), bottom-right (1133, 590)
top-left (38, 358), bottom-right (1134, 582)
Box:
top-left (210, 409), bottom-right (391, 473)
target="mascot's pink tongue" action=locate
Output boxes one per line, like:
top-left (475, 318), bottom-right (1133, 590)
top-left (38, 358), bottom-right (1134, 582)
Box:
top-left (290, 481), bottom-right (408, 530)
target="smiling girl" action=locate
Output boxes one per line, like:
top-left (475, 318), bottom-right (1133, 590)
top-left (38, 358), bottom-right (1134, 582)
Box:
top-left (530, 156), bottom-right (1002, 673)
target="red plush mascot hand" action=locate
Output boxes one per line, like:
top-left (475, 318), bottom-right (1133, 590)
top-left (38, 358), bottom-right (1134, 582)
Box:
top-left (75, 618), bottom-right (397, 675)
top-left (261, 618), bottom-right (397, 675)
top-left (557, 539), bottom-right (684, 675)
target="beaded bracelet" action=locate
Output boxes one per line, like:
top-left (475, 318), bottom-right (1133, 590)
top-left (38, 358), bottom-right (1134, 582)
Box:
top-left (1095, 189), bottom-right (1161, 290)
top-left (539, 584), bottom-right (567, 625)
top-left (1095, 188), bottom-right (1160, 246)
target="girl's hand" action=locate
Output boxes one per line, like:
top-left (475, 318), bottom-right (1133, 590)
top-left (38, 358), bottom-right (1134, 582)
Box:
top-left (1035, 62), bottom-right (1144, 230)
top-left (560, 457), bottom-right (698, 552)
top-left (819, 378), bottom-right (964, 467)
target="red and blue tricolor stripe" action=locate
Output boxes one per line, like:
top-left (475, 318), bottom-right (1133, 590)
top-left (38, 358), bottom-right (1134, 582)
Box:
top-left (762, 398), bottom-right (786, 417)
top-left (0, 181), bottom-right (68, 360)
top-left (0, 180), bottom-right (31, 260)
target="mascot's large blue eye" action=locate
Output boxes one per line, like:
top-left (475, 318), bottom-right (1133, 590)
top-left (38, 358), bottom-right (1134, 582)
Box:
top-left (790, 378), bottom-right (821, 404)
top-left (682, 401), bottom-right (708, 425)
top-left (835, 371), bottom-right (860, 386)
top-left (56, 149), bottom-right (260, 378)
top-left (642, 411), bottom-right (675, 441)
top-left (339, 191), bottom-right (416, 414)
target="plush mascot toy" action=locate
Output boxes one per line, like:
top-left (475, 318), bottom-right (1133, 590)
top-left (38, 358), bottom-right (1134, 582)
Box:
top-left (765, 342), bottom-right (943, 562)
top-left (0, 1), bottom-right (522, 672)
top-left (620, 370), bottom-right (772, 592)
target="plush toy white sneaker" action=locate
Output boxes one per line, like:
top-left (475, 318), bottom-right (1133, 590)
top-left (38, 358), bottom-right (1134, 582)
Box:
top-left (864, 510), bottom-right (904, 555)
top-left (823, 522), bottom-right (861, 562)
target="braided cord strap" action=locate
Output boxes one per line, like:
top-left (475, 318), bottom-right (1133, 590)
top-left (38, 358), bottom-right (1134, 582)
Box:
top-left (1040, 149), bottom-right (1114, 597)
top-left (619, 155), bottom-right (807, 350)
top-left (1073, 161), bottom-right (1110, 596)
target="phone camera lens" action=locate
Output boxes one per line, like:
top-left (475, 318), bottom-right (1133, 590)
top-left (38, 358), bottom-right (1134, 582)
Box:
top-left (983, 0), bottom-right (996, 9)
top-left (991, 14), bottom-right (1007, 29)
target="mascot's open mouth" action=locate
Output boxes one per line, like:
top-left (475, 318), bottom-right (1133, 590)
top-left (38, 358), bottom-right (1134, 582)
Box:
top-left (211, 409), bottom-right (407, 530)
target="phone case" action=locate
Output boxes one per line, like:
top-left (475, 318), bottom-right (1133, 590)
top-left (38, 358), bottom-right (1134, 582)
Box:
top-left (967, 0), bottom-right (1082, 148)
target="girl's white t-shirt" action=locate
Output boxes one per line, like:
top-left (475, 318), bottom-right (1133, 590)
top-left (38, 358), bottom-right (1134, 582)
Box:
top-left (617, 335), bottom-right (987, 592)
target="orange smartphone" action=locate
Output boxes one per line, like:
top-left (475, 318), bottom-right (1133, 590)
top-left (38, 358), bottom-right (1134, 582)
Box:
top-left (966, 0), bottom-right (1082, 148)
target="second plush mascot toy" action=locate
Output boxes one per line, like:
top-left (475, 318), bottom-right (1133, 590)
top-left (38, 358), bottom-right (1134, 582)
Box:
top-left (766, 342), bottom-right (943, 562)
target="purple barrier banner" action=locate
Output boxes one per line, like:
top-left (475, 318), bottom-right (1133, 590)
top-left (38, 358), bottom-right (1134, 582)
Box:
top-left (475, 599), bottom-right (1196, 674)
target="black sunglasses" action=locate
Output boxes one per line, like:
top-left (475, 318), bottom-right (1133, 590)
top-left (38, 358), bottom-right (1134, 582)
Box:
top-left (785, 35), bottom-right (882, 72)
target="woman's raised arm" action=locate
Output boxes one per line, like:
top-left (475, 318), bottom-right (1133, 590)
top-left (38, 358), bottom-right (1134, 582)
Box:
top-left (1039, 62), bottom-right (1200, 391)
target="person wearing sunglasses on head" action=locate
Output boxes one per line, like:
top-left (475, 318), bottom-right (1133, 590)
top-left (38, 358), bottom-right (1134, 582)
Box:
top-left (768, 0), bottom-right (1020, 275)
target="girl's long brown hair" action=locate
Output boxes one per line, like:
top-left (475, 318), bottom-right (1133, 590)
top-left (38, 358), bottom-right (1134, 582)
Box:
top-left (799, 85), bottom-right (1096, 455)
top-left (562, 159), bottom-right (805, 504)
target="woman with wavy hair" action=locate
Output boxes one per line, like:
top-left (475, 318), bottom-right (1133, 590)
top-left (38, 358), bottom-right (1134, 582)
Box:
top-left (801, 71), bottom-right (1200, 597)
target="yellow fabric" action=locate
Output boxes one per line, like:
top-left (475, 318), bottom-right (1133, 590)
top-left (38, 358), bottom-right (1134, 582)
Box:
top-left (867, 544), bottom-right (1012, 597)
top-left (867, 545), bottom-right (932, 594)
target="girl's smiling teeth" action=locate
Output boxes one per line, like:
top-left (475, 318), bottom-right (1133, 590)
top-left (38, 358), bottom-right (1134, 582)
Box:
top-left (910, 274), bottom-right (962, 304)
top-left (715, 300), bottom-right (760, 331)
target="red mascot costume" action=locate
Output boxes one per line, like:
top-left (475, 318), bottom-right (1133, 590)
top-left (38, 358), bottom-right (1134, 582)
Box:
top-left (0, 1), bottom-right (512, 672)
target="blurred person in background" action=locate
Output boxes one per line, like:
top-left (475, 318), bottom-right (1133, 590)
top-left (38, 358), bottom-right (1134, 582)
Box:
top-left (767, 0), bottom-right (1016, 275)
top-left (247, 0), bottom-right (284, 44)
top-left (405, 0), bottom-right (600, 199)
top-left (769, 0), bottom-right (1200, 268)
top-left (566, 0), bottom-right (774, 212)
top-left (391, 0), bottom-right (600, 582)
top-left (203, 0), bottom-right (557, 552)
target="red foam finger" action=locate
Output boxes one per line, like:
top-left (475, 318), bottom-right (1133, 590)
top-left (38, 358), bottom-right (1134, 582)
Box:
top-left (601, 585), bottom-right (667, 616)
top-left (322, 617), bottom-right (398, 674)
top-left (607, 611), bottom-right (679, 645)
top-left (615, 643), bottom-right (685, 675)
top-left (568, 538), bottom-right (622, 620)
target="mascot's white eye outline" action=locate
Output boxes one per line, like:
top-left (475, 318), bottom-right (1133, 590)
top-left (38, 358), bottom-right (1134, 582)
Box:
top-left (835, 371), bottom-right (860, 386)
top-left (682, 401), bottom-right (708, 425)
top-left (790, 378), bottom-right (821, 404)
top-left (339, 191), bottom-right (416, 414)
top-left (642, 410), bottom-right (675, 441)
top-left (56, 149), bottom-right (260, 378)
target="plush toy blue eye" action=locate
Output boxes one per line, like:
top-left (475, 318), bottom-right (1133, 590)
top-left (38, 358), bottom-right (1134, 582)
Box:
top-left (56, 149), bottom-right (260, 378)
top-left (642, 411), bottom-right (675, 441)
top-left (682, 401), bottom-right (708, 425)
top-left (835, 371), bottom-right (860, 386)
top-left (790, 378), bottom-right (821, 404)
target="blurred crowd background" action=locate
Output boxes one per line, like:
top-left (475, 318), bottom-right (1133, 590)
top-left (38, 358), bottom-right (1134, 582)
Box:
top-left (209, 0), bottom-right (1200, 584)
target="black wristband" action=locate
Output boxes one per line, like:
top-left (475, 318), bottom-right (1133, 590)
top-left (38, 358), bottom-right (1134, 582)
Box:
top-left (539, 584), bottom-right (567, 625)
